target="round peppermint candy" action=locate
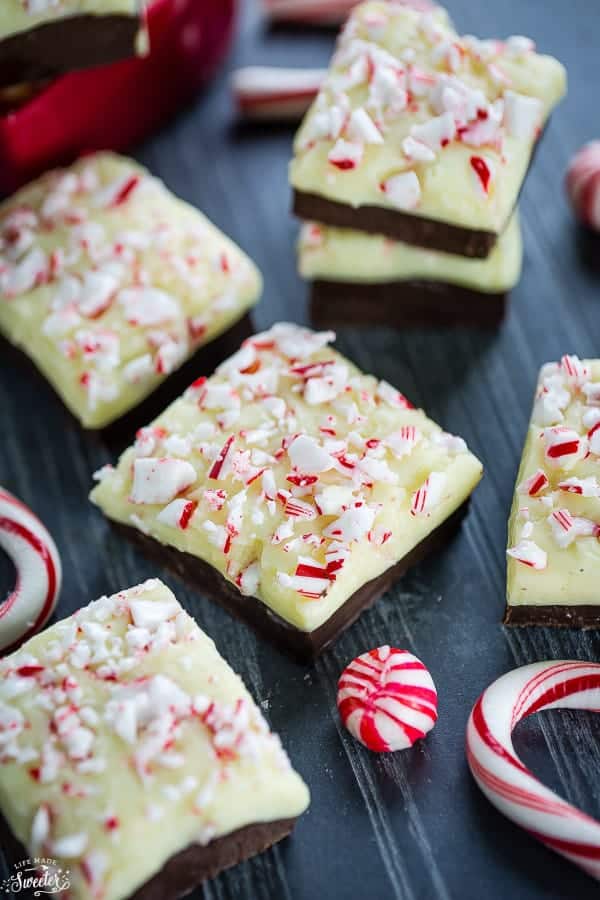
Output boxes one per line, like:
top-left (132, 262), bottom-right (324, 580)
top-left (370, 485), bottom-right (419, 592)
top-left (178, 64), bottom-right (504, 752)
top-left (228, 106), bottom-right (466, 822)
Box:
top-left (566, 141), bottom-right (600, 231)
top-left (337, 646), bottom-right (438, 752)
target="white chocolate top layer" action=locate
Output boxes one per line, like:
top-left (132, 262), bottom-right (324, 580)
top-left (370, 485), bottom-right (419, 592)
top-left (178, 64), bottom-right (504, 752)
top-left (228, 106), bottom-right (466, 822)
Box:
top-left (0, 579), bottom-right (309, 900)
top-left (290, 1), bottom-right (566, 234)
top-left (298, 211), bottom-right (522, 292)
top-left (507, 357), bottom-right (600, 607)
top-left (91, 323), bottom-right (483, 633)
top-left (0, 153), bottom-right (261, 429)
top-left (0, 1), bottom-right (138, 41)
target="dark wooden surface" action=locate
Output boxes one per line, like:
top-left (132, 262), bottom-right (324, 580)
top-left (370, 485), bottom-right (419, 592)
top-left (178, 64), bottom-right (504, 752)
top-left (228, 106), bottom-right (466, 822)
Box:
top-left (1, 1), bottom-right (600, 898)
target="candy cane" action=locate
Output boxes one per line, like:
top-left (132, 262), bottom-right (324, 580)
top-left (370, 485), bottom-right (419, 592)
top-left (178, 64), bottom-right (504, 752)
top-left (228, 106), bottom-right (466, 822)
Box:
top-left (0, 487), bottom-right (62, 653)
top-left (262, 0), bottom-right (435, 26)
top-left (466, 661), bottom-right (600, 880)
top-left (231, 67), bottom-right (325, 121)
top-left (337, 646), bottom-right (438, 752)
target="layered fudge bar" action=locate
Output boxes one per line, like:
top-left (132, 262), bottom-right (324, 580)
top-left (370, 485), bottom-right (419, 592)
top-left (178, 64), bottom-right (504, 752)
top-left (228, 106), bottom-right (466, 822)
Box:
top-left (0, 579), bottom-right (310, 899)
top-left (290, 1), bottom-right (566, 257)
top-left (300, 212), bottom-right (522, 329)
top-left (91, 323), bottom-right (483, 658)
top-left (0, 1), bottom-right (144, 88)
top-left (0, 152), bottom-right (261, 429)
top-left (506, 356), bottom-right (600, 628)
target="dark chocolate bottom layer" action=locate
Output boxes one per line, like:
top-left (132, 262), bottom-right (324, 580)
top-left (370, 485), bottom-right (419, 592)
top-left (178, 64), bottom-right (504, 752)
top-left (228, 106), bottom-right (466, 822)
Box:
top-left (111, 502), bottom-right (468, 661)
top-left (0, 313), bottom-right (253, 447)
top-left (293, 190), bottom-right (498, 259)
top-left (504, 604), bottom-right (600, 629)
top-left (0, 15), bottom-right (140, 88)
top-left (131, 818), bottom-right (297, 899)
top-left (0, 810), bottom-right (296, 899)
top-left (310, 279), bottom-right (508, 329)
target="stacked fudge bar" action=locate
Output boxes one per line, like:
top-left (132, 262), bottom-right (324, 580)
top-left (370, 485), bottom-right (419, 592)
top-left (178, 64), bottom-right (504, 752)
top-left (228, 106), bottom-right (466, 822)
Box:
top-left (0, 1), bottom-right (144, 88)
top-left (0, 579), bottom-right (309, 898)
top-left (91, 322), bottom-right (483, 659)
top-left (0, 152), bottom-right (261, 429)
top-left (290, 1), bottom-right (566, 327)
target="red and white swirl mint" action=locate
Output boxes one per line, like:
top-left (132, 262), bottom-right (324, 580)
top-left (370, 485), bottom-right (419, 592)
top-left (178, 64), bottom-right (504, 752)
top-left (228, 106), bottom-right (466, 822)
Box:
top-left (566, 141), bottom-right (600, 232)
top-left (0, 487), bottom-right (62, 653)
top-left (467, 661), bottom-right (600, 880)
top-left (337, 646), bottom-right (438, 752)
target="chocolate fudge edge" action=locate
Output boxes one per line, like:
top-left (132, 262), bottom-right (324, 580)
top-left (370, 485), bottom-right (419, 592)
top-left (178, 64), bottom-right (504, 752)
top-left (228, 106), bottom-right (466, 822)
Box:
top-left (293, 190), bottom-right (498, 259)
top-left (504, 604), bottom-right (600, 629)
top-left (110, 503), bottom-right (469, 661)
top-left (0, 810), bottom-right (297, 899)
top-left (0, 312), bottom-right (253, 442)
top-left (310, 279), bottom-right (508, 329)
top-left (0, 14), bottom-right (140, 88)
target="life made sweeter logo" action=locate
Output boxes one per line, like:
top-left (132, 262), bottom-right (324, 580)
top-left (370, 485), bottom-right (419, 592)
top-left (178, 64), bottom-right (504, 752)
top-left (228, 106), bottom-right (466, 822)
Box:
top-left (1, 858), bottom-right (70, 896)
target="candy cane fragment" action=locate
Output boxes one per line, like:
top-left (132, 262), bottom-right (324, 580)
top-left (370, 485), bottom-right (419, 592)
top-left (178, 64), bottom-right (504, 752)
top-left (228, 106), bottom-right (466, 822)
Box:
top-left (232, 67), bottom-right (326, 121)
top-left (0, 487), bottom-right (62, 653)
top-left (262, 0), bottom-right (434, 26)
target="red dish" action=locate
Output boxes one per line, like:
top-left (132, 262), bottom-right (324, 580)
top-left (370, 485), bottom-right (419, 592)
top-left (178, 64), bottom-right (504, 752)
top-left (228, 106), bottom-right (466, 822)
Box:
top-left (0, 0), bottom-right (237, 192)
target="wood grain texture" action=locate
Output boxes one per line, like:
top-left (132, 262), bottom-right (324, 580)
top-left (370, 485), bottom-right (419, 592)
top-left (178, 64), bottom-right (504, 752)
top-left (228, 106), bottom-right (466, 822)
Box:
top-left (1, 1), bottom-right (600, 898)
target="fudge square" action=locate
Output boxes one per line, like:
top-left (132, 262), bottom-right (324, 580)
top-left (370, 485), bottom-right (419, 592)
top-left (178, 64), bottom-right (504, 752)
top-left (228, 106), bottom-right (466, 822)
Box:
top-left (506, 356), bottom-right (600, 629)
top-left (0, 1), bottom-right (143, 88)
top-left (299, 212), bottom-right (522, 330)
top-left (91, 323), bottom-right (483, 658)
top-left (0, 153), bottom-right (261, 429)
top-left (290, 1), bottom-right (566, 257)
top-left (0, 579), bottom-right (309, 900)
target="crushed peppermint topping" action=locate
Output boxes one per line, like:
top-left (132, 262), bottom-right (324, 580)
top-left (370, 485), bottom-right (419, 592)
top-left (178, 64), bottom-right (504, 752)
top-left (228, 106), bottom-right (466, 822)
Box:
top-left (294, 2), bottom-right (557, 211)
top-left (507, 539), bottom-right (547, 570)
top-left (509, 357), bottom-right (600, 574)
top-left (380, 171), bottom-right (422, 210)
top-left (0, 154), bottom-right (258, 423)
top-left (0, 580), bottom-right (297, 889)
top-left (93, 323), bottom-right (478, 611)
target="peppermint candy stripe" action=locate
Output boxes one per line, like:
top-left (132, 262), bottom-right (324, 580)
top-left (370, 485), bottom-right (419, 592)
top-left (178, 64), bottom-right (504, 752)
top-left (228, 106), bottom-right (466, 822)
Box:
top-left (565, 141), bottom-right (600, 232)
top-left (232, 67), bottom-right (325, 121)
top-left (0, 487), bottom-right (62, 653)
top-left (262, 0), bottom-right (360, 24)
top-left (337, 646), bottom-right (438, 752)
top-left (466, 661), bottom-right (600, 880)
top-left (262, 0), bottom-right (434, 25)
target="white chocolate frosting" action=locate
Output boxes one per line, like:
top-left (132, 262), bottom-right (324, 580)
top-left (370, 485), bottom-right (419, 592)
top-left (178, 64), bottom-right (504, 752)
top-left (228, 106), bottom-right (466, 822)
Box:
top-left (0, 1), bottom-right (138, 41)
top-left (91, 323), bottom-right (483, 633)
top-left (507, 357), bottom-right (600, 607)
top-left (298, 211), bottom-right (522, 292)
top-left (290, 1), bottom-right (566, 234)
top-left (0, 579), bottom-right (309, 900)
top-left (0, 153), bottom-right (261, 428)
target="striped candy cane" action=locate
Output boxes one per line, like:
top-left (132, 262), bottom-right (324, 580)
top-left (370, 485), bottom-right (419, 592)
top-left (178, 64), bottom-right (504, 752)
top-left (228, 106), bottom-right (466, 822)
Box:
top-left (466, 661), bottom-right (600, 880)
top-left (0, 487), bottom-right (62, 653)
